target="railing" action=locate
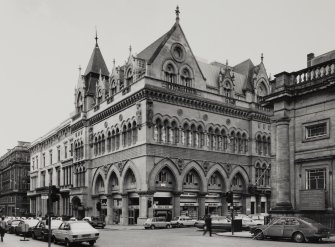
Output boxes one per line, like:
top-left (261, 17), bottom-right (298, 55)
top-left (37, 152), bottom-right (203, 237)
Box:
top-left (163, 81), bottom-right (197, 94)
top-left (294, 59), bottom-right (335, 84)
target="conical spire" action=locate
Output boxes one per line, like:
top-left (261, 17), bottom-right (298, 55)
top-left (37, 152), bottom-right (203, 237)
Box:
top-left (84, 32), bottom-right (109, 76)
top-left (175, 5), bottom-right (180, 23)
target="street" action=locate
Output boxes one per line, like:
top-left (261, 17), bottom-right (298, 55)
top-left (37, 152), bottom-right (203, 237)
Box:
top-left (1, 228), bottom-right (334, 247)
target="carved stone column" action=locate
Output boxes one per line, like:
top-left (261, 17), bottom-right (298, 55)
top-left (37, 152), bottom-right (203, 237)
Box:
top-left (198, 193), bottom-right (206, 219)
top-left (106, 195), bottom-right (113, 225)
top-left (173, 191), bottom-right (182, 218)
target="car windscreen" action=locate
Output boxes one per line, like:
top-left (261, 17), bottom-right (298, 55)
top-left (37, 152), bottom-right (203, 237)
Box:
top-left (50, 220), bottom-right (63, 228)
top-left (71, 222), bottom-right (93, 230)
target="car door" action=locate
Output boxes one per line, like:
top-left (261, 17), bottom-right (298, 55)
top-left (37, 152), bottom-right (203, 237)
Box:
top-left (34, 222), bottom-right (42, 238)
top-left (54, 223), bottom-right (65, 242)
top-left (265, 218), bottom-right (286, 237)
top-left (283, 218), bottom-right (300, 238)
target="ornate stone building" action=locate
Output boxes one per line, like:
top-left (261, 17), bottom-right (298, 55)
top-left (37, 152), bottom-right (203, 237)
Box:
top-left (264, 51), bottom-right (335, 230)
top-left (0, 141), bottom-right (30, 216)
top-left (28, 9), bottom-right (272, 225)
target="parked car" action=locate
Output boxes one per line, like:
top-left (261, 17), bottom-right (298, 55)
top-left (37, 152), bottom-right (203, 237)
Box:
top-left (144, 217), bottom-right (172, 229)
top-left (52, 221), bottom-right (99, 246)
top-left (171, 216), bottom-right (196, 228)
top-left (195, 216), bottom-right (231, 232)
top-left (32, 220), bottom-right (63, 241)
top-left (8, 220), bottom-right (22, 234)
top-left (83, 216), bottom-right (106, 229)
top-left (250, 216), bottom-right (331, 243)
top-left (250, 215), bottom-right (265, 225)
top-left (16, 219), bottom-right (39, 236)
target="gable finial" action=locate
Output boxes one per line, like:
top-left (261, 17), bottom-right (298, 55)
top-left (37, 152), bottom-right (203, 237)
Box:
top-left (95, 26), bottom-right (98, 47)
top-left (78, 65), bottom-right (82, 73)
top-left (113, 58), bottom-right (115, 66)
top-left (261, 53), bottom-right (264, 63)
top-left (175, 5), bottom-right (180, 22)
top-left (129, 45), bottom-right (132, 54)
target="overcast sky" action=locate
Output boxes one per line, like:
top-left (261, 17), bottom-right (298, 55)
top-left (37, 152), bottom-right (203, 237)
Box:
top-left (0, 0), bottom-right (334, 155)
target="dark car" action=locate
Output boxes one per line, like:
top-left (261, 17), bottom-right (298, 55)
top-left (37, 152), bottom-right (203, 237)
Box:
top-left (195, 216), bottom-right (231, 232)
top-left (250, 216), bottom-right (331, 243)
top-left (16, 219), bottom-right (39, 236)
top-left (32, 220), bottom-right (63, 241)
top-left (83, 216), bottom-right (106, 229)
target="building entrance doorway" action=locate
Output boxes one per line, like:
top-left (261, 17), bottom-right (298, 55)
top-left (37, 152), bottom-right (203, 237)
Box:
top-left (128, 208), bottom-right (139, 225)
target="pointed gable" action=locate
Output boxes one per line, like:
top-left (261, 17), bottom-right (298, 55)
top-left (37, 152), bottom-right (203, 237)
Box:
top-left (234, 59), bottom-right (255, 92)
top-left (84, 44), bottom-right (109, 77)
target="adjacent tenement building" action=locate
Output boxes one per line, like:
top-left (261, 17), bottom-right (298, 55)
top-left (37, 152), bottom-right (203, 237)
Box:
top-left (265, 51), bottom-right (335, 230)
top-left (28, 10), bottom-right (272, 225)
top-left (0, 141), bottom-right (30, 216)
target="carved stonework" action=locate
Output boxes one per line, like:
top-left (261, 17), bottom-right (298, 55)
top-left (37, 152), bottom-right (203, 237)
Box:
top-left (102, 164), bottom-right (110, 178)
top-left (136, 102), bottom-right (142, 129)
top-left (146, 100), bottom-right (154, 128)
top-left (117, 162), bottom-right (125, 175)
top-left (88, 127), bottom-right (94, 147)
top-left (203, 161), bottom-right (209, 175)
top-left (176, 158), bottom-right (185, 173)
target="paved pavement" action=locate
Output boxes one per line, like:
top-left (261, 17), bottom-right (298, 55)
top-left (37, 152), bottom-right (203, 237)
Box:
top-left (1, 227), bottom-right (334, 247)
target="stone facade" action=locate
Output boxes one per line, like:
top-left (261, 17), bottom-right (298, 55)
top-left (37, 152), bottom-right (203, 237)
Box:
top-left (264, 51), bottom-right (335, 230)
top-left (28, 11), bottom-right (272, 225)
top-left (0, 141), bottom-right (30, 216)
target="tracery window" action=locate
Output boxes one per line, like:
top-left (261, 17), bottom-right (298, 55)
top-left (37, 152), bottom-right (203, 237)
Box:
top-left (180, 68), bottom-right (192, 87)
top-left (223, 80), bottom-right (232, 98)
top-left (164, 63), bottom-right (177, 83)
top-left (126, 68), bottom-right (133, 86)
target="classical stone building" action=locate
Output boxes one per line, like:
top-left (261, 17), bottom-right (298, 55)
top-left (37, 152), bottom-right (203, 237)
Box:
top-left (0, 141), bottom-right (30, 216)
top-left (264, 51), bottom-right (335, 230)
top-left (28, 9), bottom-right (272, 225)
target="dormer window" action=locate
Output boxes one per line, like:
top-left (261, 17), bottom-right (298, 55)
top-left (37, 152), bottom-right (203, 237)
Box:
top-left (111, 80), bottom-right (117, 95)
top-left (223, 80), bottom-right (232, 98)
top-left (126, 68), bottom-right (133, 86)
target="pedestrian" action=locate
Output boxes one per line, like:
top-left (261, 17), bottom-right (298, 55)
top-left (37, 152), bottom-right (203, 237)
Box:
top-left (203, 215), bottom-right (212, 237)
top-left (0, 216), bottom-right (7, 242)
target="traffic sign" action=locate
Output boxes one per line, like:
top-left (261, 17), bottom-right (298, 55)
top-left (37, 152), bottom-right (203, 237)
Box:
top-left (41, 195), bottom-right (49, 200)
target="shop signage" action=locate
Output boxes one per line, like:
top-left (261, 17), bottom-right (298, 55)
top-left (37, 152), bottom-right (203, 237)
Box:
top-left (205, 203), bottom-right (222, 206)
top-left (180, 203), bottom-right (199, 206)
top-left (206, 193), bottom-right (220, 198)
top-left (181, 193), bottom-right (197, 197)
top-left (299, 190), bottom-right (325, 210)
top-left (41, 194), bottom-right (48, 200)
top-left (128, 205), bottom-right (139, 209)
top-left (153, 205), bottom-right (173, 209)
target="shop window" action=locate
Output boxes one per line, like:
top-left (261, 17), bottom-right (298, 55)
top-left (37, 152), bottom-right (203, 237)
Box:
top-left (306, 168), bottom-right (326, 190)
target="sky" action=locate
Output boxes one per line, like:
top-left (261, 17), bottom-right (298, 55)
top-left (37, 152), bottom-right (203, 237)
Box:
top-left (0, 0), bottom-right (334, 155)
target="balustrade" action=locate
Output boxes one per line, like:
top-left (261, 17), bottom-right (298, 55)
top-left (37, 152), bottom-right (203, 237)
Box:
top-left (294, 59), bottom-right (335, 84)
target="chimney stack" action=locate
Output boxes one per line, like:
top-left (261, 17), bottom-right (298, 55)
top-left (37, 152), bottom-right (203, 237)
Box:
top-left (307, 53), bottom-right (315, 67)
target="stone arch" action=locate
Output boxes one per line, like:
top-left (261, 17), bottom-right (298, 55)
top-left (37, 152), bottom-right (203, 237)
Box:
top-left (106, 166), bottom-right (121, 194)
top-left (180, 161), bottom-right (207, 193)
top-left (228, 166), bottom-right (249, 191)
top-left (148, 158), bottom-right (180, 191)
top-left (92, 170), bottom-right (107, 195)
top-left (255, 78), bottom-right (270, 97)
top-left (206, 164), bottom-right (229, 192)
top-left (120, 160), bottom-right (142, 193)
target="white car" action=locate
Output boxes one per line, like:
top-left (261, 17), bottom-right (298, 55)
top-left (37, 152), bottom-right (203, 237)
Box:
top-left (52, 221), bottom-right (99, 246)
top-left (144, 217), bottom-right (172, 229)
top-left (250, 215), bottom-right (265, 225)
top-left (170, 216), bottom-right (196, 227)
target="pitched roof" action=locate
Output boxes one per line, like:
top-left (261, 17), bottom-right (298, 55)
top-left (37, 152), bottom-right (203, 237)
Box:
top-left (84, 44), bottom-right (109, 76)
top-left (137, 24), bottom-right (177, 64)
top-left (234, 59), bottom-right (255, 92)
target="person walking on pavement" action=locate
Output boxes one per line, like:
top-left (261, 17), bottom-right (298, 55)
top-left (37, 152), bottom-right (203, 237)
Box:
top-left (203, 214), bottom-right (212, 237)
top-left (0, 216), bottom-right (7, 242)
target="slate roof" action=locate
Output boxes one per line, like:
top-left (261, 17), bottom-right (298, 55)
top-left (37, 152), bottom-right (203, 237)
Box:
top-left (137, 24), bottom-right (177, 64)
top-left (234, 59), bottom-right (255, 92)
top-left (84, 44), bottom-right (109, 77)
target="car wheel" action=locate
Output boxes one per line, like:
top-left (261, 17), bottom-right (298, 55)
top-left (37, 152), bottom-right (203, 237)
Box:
top-left (166, 224), bottom-right (171, 229)
top-left (254, 230), bottom-right (264, 240)
top-left (65, 238), bottom-right (72, 247)
top-left (150, 225), bottom-right (155, 230)
top-left (89, 240), bottom-right (96, 246)
top-left (179, 223), bottom-right (184, 228)
top-left (293, 232), bottom-right (305, 243)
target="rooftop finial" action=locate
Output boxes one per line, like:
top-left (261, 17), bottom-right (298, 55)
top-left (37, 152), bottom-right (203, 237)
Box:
top-left (95, 27), bottom-right (98, 47)
top-left (129, 45), bottom-right (132, 54)
top-left (226, 59), bottom-right (229, 67)
top-left (113, 58), bottom-right (115, 66)
top-left (175, 5), bottom-right (180, 22)
top-left (261, 53), bottom-right (264, 63)
top-left (78, 65), bottom-right (82, 73)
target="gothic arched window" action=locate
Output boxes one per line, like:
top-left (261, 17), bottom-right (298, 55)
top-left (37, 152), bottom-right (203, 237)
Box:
top-left (181, 68), bottom-right (192, 87)
top-left (164, 63), bottom-right (177, 83)
top-left (223, 80), bottom-right (232, 98)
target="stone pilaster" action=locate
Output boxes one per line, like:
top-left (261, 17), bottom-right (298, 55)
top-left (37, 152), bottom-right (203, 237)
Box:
top-left (121, 193), bottom-right (129, 225)
top-left (106, 195), bottom-right (113, 225)
top-left (198, 193), bottom-right (206, 218)
top-left (173, 191), bottom-right (182, 218)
